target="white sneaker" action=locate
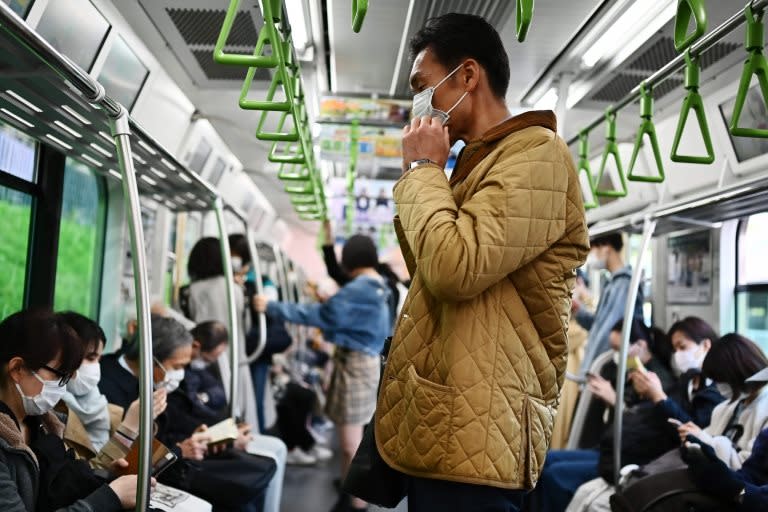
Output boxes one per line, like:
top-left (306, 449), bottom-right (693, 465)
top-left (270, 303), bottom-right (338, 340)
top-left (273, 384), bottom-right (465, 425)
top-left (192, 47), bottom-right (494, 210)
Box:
top-left (286, 447), bottom-right (317, 466)
top-left (310, 445), bottom-right (333, 462)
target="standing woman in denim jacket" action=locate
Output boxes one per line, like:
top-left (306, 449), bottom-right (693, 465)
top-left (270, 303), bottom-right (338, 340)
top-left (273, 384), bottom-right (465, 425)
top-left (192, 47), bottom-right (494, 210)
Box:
top-left (255, 234), bottom-right (391, 512)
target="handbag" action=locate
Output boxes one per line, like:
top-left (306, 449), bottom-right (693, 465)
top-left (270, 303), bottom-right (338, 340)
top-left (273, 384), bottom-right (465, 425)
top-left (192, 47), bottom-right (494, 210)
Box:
top-left (342, 337), bottom-right (408, 507)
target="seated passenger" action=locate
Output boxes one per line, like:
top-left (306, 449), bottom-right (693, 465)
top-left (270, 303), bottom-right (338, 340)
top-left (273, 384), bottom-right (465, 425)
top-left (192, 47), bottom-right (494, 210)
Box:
top-left (99, 315), bottom-right (278, 512)
top-left (0, 309), bottom-right (141, 511)
top-left (525, 319), bottom-right (675, 512)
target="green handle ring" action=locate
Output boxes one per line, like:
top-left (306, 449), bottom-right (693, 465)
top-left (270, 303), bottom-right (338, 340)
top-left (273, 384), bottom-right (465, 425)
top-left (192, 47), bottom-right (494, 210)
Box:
top-left (240, 65), bottom-right (292, 111)
top-left (516, 0), bottom-right (534, 42)
top-left (596, 110), bottom-right (628, 197)
top-left (577, 132), bottom-right (598, 209)
top-left (284, 180), bottom-right (315, 194)
top-left (269, 141), bottom-right (306, 164)
top-left (278, 164), bottom-right (310, 181)
top-left (628, 83), bottom-right (665, 183)
top-left (729, 5), bottom-right (768, 139)
top-left (290, 194), bottom-right (318, 205)
top-left (352, 0), bottom-right (368, 33)
top-left (214, 0), bottom-right (279, 68)
top-left (257, 111), bottom-right (300, 143)
top-left (671, 51), bottom-right (715, 164)
top-left (674, 0), bottom-right (707, 52)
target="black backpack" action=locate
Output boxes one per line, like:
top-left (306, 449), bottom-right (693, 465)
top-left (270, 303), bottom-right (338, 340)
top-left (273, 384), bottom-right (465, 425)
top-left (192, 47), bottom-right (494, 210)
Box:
top-left (610, 469), bottom-right (726, 512)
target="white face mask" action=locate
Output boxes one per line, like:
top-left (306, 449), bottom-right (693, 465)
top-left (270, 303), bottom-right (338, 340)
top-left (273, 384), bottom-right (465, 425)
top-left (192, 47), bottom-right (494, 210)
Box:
top-left (411, 63), bottom-right (469, 126)
top-left (716, 382), bottom-right (733, 400)
top-left (189, 358), bottom-right (209, 371)
top-left (263, 284), bottom-right (279, 303)
top-left (587, 251), bottom-right (607, 271)
top-left (16, 372), bottom-right (66, 416)
top-left (231, 256), bottom-right (243, 273)
top-left (672, 346), bottom-right (705, 376)
top-left (67, 362), bottom-right (101, 396)
top-left (159, 368), bottom-right (185, 393)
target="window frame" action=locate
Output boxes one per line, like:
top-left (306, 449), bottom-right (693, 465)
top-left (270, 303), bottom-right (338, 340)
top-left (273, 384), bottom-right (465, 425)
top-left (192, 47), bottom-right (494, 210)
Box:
top-left (735, 215), bottom-right (768, 335)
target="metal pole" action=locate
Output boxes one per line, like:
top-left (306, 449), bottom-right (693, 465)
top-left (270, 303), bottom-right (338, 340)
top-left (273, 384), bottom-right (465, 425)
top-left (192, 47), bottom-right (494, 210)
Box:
top-left (612, 216), bottom-right (657, 485)
top-left (273, 244), bottom-right (289, 304)
top-left (214, 198), bottom-right (241, 419)
top-left (109, 107), bottom-right (153, 512)
top-left (567, 0), bottom-right (768, 146)
top-left (244, 230), bottom-right (268, 364)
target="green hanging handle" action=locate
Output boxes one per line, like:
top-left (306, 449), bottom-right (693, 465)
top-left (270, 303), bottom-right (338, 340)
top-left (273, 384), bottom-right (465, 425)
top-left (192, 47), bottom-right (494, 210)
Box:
top-left (284, 180), bottom-right (315, 194)
top-left (674, 0), bottom-right (707, 52)
top-left (352, 0), bottom-right (368, 33)
top-left (214, 0), bottom-right (280, 68)
top-left (269, 141), bottom-right (306, 164)
top-left (627, 83), bottom-right (665, 183)
top-left (278, 164), bottom-right (310, 180)
top-left (577, 131), bottom-right (598, 209)
top-left (290, 194), bottom-right (318, 205)
top-left (294, 203), bottom-right (321, 214)
top-left (671, 50), bottom-right (715, 164)
top-left (516, 0), bottom-right (534, 42)
top-left (730, 5), bottom-right (768, 139)
top-left (596, 110), bottom-right (628, 197)
top-left (240, 66), bottom-right (293, 111)
top-left (257, 111), bottom-right (300, 142)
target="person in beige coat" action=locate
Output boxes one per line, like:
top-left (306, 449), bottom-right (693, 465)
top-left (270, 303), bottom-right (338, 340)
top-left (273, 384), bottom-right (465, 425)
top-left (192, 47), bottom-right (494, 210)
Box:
top-left (372, 13), bottom-right (590, 512)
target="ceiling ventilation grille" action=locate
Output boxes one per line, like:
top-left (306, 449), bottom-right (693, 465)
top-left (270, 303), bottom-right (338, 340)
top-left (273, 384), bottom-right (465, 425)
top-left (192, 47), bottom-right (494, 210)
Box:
top-left (164, 7), bottom-right (267, 82)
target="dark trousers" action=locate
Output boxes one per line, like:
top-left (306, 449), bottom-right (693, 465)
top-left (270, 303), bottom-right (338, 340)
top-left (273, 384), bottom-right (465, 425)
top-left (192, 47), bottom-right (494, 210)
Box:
top-left (407, 476), bottom-right (527, 512)
top-left (523, 449), bottom-right (600, 512)
top-left (276, 382), bottom-right (317, 451)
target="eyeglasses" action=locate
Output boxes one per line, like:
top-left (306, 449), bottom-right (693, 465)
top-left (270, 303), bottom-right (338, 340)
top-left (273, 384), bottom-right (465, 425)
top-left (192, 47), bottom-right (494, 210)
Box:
top-left (40, 364), bottom-right (73, 387)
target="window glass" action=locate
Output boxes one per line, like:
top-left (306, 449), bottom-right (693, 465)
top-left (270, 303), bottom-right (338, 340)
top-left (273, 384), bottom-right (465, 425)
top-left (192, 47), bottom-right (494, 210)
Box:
top-left (97, 36), bottom-right (148, 111)
top-left (737, 290), bottom-right (768, 354)
top-left (3, 0), bottom-right (34, 17)
top-left (0, 122), bottom-right (37, 182)
top-left (36, 0), bottom-right (110, 71)
top-left (54, 159), bottom-right (106, 317)
top-left (719, 85), bottom-right (768, 163)
top-left (0, 185), bottom-right (32, 319)
top-left (739, 212), bottom-right (768, 285)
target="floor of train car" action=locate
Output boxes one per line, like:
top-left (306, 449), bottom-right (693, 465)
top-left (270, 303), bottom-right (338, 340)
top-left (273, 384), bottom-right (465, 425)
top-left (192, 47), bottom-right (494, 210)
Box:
top-left (280, 442), bottom-right (408, 512)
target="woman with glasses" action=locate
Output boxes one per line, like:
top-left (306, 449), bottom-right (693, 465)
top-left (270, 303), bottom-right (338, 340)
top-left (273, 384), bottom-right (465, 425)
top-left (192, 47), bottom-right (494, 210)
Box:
top-left (0, 309), bottom-right (143, 511)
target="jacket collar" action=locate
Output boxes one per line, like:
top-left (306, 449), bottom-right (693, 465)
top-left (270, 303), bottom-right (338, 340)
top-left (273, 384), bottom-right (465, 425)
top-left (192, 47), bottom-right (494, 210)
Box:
top-left (449, 110), bottom-right (558, 186)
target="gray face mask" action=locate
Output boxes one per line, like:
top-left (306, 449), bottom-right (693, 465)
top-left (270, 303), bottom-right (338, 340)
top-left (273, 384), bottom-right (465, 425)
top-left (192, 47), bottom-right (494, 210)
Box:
top-left (411, 63), bottom-right (469, 126)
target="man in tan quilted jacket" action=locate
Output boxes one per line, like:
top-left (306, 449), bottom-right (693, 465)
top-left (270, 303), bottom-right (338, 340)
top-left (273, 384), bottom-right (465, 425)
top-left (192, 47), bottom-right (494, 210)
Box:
top-left (373, 13), bottom-right (590, 511)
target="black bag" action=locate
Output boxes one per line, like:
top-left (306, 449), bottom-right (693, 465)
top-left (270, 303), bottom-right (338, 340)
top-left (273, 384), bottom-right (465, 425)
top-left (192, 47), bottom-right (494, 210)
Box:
top-left (342, 337), bottom-right (407, 507)
top-left (610, 469), bottom-right (725, 512)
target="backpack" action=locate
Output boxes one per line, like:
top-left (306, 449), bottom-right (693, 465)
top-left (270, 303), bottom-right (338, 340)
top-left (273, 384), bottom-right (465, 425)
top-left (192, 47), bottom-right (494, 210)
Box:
top-left (610, 469), bottom-right (725, 512)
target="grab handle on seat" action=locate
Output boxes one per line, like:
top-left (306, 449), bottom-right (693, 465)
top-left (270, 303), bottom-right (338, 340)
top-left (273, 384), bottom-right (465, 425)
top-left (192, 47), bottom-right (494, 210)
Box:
top-left (596, 110), bottom-right (628, 197)
top-left (628, 82), bottom-right (665, 183)
top-left (729, 5), bottom-right (768, 139)
top-left (671, 50), bottom-right (715, 164)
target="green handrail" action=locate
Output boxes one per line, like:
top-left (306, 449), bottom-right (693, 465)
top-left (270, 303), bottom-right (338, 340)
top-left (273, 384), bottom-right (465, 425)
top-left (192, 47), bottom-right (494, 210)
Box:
top-left (675, 0), bottom-right (707, 52)
top-left (671, 50), bottom-right (715, 164)
top-left (294, 203), bottom-right (321, 214)
top-left (347, 119), bottom-right (359, 235)
top-left (730, 5), bottom-right (768, 139)
top-left (214, 0), bottom-right (280, 68)
top-left (577, 131), bottom-right (598, 210)
top-left (628, 83), bottom-right (665, 183)
top-left (352, 0), bottom-right (368, 33)
top-left (516, 0), bottom-right (534, 42)
top-left (596, 110), bottom-right (628, 197)
top-left (257, 111), bottom-right (299, 142)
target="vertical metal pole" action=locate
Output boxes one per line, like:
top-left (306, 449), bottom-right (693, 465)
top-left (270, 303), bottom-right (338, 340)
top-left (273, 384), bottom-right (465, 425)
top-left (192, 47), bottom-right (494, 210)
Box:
top-left (214, 198), bottom-right (240, 419)
top-left (109, 106), bottom-right (153, 512)
top-left (244, 230), bottom-right (268, 364)
top-left (273, 244), bottom-right (289, 303)
top-left (613, 216), bottom-right (657, 485)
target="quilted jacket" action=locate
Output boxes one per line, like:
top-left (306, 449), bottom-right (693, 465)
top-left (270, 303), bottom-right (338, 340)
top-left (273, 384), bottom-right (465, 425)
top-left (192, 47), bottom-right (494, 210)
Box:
top-left (374, 111), bottom-right (590, 490)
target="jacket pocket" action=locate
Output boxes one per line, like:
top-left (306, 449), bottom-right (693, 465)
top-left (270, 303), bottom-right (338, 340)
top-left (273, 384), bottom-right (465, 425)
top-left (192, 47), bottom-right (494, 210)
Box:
top-left (521, 395), bottom-right (557, 488)
top-left (395, 365), bottom-right (456, 473)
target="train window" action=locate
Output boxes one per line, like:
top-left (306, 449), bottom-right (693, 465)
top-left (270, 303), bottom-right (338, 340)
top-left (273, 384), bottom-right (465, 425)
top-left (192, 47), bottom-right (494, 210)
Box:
top-left (0, 122), bottom-right (37, 182)
top-left (719, 85), bottom-right (768, 163)
top-left (736, 212), bottom-right (768, 351)
top-left (35, 0), bottom-right (110, 72)
top-left (53, 158), bottom-right (106, 317)
top-left (97, 35), bottom-right (149, 111)
top-left (0, 185), bottom-right (32, 319)
top-left (3, 0), bottom-right (34, 17)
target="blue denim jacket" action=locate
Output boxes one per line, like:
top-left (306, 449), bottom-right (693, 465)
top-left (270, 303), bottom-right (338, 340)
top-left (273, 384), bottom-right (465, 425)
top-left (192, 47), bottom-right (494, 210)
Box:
top-left (266, 274), bottom-right (391, 357)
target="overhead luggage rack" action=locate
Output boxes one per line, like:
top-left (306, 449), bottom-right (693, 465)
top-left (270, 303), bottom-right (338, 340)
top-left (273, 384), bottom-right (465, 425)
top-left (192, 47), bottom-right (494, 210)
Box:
top-left (0, 14), bottom-right (217, 211)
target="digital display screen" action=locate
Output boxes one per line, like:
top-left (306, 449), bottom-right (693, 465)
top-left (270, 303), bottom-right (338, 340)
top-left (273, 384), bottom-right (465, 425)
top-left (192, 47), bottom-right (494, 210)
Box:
top-left (208, 157), bottom-right (226, 185)
top-left (97, 36), bottom-right (149, 111)
top-left (719, 85), bottom-right (768, 163)
top-left (36, 0), bottom-right (109, 71)
top-left (187, 139), bottom-right (212, 173)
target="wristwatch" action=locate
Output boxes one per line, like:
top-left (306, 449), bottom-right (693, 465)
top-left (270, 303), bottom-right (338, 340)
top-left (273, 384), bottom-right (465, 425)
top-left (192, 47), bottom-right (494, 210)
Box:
top-left (408, 158), bottom-right (437, 170)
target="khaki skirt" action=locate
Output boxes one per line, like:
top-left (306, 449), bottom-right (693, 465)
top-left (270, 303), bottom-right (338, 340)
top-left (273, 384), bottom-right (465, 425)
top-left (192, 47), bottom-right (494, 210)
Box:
top-left (325, 347), bottom-right (380, 425)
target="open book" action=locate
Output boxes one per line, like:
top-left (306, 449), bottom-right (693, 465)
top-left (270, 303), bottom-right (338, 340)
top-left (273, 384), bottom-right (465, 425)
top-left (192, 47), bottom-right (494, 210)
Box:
top-left (205, 418), bottom-right (239, 447)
